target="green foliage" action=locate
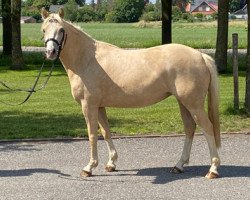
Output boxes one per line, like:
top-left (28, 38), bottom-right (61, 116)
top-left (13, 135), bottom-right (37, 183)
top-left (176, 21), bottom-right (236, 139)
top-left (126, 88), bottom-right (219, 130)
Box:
top-left (22, 8), bottom-right (42, 21)
top-left (64, 0), bottom-right (78, 22)
top-left (211, 12), bottom-right (218, 20)
top-left (95, 0), bottom-right (109, 21)
top-left (105, 0), bottom-right (145, 23)
top-left (140, 2), bottom-right (161, 22)
top-left (182, 12), bottom-right (194, 22)
top-left (76, 6), bottom-right (96, 22)
top-left (140, 11), bottom-right (161, 21)
top-left (172, 6), bottom-right (182, 22)
top-left (229, 0), bottom-right (240, 13)
top-left (194, 13), bottom-right (205, 21)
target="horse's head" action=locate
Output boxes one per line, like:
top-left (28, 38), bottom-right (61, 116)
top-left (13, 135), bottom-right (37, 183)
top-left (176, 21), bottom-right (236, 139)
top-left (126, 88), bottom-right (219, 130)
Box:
top-left (41, 8), bottom-right (66, 60)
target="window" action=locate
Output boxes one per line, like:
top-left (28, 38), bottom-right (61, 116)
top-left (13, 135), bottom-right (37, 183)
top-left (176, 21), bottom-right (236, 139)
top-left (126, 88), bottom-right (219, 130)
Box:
top-left (206, 6), bottom-right (210, 11)
top-left (198, 7), bottom-right (203, 11)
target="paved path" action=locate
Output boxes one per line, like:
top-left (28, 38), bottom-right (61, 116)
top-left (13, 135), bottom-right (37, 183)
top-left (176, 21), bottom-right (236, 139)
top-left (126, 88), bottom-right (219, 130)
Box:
top-left (0, 134), bottom-right (249, 200)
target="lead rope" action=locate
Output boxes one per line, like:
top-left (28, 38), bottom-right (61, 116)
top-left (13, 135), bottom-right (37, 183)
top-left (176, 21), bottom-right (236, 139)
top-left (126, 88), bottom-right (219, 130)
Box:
top-left (0, 28), bottom-right (66, 106)
top-left (0, 59), bottom-right (56, 106)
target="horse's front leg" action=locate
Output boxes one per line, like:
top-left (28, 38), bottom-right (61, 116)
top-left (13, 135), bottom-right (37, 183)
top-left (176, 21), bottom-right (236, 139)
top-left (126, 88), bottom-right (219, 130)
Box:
top-left (80, 103), bottom-right (99, 177)
top-left (98, 107), bottom-right (118, 172)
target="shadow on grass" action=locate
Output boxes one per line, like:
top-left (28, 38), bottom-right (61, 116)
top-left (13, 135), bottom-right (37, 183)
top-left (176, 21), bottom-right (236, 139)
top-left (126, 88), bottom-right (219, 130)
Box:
top-left (137, 165), bottom-right (250, 184)
top-left (223, 104), bottom-right (250, 117)
top-left (0, 168), bottom-right (71, 177)
top-left (0, 111), bottom-right (137, 140)
top-left (0, 111), bottom-right (87, 139)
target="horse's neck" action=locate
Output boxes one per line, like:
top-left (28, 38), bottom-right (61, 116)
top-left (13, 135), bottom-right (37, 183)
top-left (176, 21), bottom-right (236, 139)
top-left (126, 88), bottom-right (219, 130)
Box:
top-left (59, 21), bottom-right (96, 72)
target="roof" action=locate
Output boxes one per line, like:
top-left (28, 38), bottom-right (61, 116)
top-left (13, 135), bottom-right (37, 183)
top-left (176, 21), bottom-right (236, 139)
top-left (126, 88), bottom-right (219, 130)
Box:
top-left (186, 0), bottom-right (218, 13)
top-left (233, 4), bottom-right (248, 15)
top-left (49, 5), bottom-right (64, 13)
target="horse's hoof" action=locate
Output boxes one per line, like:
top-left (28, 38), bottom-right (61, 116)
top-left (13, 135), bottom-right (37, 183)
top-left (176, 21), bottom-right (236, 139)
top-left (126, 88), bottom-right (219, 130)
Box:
top-left (105, 165), bottom-right (116, 172)
top-left (80, 170), bottom-right (92, 177)
top-left (170, 166), bottom-right (183, 174)
top-left (205, 171), bottom-right (219, 179)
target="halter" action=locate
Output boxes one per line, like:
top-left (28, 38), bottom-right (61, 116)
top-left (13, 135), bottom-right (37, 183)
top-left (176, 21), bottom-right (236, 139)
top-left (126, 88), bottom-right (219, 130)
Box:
top-left (44, 19), bottom-right (67, 58)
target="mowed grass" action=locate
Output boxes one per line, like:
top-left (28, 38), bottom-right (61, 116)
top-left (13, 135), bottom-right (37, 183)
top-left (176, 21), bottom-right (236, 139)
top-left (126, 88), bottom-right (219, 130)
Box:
top-left (0, 21), bottom-right (248, 48)
top-left (0, 53), bottom-right (249, 139)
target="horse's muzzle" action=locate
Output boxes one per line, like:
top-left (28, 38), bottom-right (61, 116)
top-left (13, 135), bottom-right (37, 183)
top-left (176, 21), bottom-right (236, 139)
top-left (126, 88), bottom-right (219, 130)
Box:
top-left (45, 48), bottom-right (57, 60)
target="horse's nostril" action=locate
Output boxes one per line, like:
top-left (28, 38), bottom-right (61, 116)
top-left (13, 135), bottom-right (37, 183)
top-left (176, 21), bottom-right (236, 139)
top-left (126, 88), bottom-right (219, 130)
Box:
top-left (52, 49), bottom-right (56, 54)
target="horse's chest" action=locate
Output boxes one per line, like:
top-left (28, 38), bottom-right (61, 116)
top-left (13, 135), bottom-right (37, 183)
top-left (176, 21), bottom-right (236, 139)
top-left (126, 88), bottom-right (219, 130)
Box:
top-left (71, 83), bottom-right (84, 101)
top-left (67, 74), bottom-right (85, 101)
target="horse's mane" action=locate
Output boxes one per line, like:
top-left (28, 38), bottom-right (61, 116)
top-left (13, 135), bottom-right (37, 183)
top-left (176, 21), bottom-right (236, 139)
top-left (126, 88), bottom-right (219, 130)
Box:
top-left (62, 20), bottom-right (95, 41)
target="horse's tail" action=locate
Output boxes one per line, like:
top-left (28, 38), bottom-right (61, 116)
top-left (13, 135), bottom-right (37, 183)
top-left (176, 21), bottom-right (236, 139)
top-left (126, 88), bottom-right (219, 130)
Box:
top-left (202, 53), bottom-right (221, 148)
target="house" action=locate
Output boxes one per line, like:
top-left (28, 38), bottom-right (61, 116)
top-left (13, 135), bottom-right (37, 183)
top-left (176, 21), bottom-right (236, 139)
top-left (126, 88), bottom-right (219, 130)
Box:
top-left (186, 0), bottom-right (218, 15)
top-left (233, 4), bottom-right (248, 19)
top-left (49, 5), bottom-right (64, 13)
top-left (20, 16), bottom-right (36, 23)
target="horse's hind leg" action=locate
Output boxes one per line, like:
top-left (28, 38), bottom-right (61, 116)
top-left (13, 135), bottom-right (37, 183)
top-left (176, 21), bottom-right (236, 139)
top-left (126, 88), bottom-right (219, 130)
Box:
top-left (98, 107), bottom-right (118, 172)
top-left (171, 101), bottom-right (196, 174)
top-left (188, 107), bottom-right (220, 179)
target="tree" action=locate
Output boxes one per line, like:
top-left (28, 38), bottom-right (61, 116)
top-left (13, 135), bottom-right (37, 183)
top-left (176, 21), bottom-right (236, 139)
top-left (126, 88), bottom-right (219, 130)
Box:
top-left (229, 0), bottom-right (240, 13)
top-left (245, 2), bottom-right (250, 114)
top-left (215, 0), bottom-right (229, 73)
top-left (11, 0), bottom-right (25, 70)
top-left (105, 0), bottom-right (145, 23)
top-left (173, 0), bottom-right (189, 12)
top-left (162, 0), bottom-right (172, 44)
top-left (1, 0), bottom-right (12, 55)
top-left (64, 0), bottom-right (78, 21)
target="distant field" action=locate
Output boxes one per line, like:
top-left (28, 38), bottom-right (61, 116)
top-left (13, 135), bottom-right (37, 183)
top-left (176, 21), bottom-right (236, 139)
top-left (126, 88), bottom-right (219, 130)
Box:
top-left (0, 21), bottom-right (248, 48)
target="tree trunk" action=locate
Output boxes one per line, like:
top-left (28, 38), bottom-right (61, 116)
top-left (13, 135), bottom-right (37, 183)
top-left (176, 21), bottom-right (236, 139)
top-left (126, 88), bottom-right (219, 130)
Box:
top-left (162, 0), bottom-right (172, 44)
top-left (215, 0), bottom-right (229, 73)
top-left (2, 0), bottom-right (12, 55)
top-left (245, 2), bottom-right (250, 114)
top-left (11, 0), bottom-right (25, 70)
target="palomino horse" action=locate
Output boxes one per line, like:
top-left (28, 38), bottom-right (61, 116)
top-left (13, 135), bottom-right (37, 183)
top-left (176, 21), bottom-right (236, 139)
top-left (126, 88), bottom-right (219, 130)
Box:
top-left (41, 8), bottom-right (221, 179)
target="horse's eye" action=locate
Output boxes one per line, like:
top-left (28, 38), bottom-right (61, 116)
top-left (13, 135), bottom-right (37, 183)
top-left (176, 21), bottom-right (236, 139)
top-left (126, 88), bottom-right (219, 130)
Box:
top-left (43, 29), bottom-right (45, 33)
top-left (59, 28), bottom-right (64, 33)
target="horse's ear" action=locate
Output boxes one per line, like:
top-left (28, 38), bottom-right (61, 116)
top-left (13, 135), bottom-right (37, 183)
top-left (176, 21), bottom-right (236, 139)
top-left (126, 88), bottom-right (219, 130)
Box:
top-left (41, 7), bottom-right (49, 19)
top-left (58, 8), bottom-right (64, 19)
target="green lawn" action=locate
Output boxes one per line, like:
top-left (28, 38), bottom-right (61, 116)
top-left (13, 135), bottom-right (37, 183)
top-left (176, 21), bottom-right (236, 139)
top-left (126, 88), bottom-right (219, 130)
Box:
top-left (0, 21), bottom-right (249, 139)
top-left (0, 21), bottom-right (248, 48)
top-left (0, 53), bottom-right (249, 139)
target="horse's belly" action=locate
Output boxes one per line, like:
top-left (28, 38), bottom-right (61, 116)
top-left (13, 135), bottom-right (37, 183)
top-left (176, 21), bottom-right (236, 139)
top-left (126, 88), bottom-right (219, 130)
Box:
top-left (100, 90), bottom-right (171, 108)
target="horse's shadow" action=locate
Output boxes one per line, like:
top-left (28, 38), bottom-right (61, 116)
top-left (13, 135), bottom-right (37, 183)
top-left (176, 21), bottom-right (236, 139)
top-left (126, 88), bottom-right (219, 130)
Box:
top-left (0, 168), bottom-right (71, 177)
top-left (136, 165), bottom-right (250, 184)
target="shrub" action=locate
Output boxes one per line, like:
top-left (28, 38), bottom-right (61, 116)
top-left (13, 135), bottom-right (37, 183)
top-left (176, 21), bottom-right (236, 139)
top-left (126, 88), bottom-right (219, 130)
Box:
top-left (211, 12), bottom-right (218, 20)
top-left (76, 6), bottom-right (96, 22)
top-left (194, 13), bottom-right (204, 21)
top-left (172, 6), bottom-right (182, 22)
top-left (140, 11), bottom-right (161, 21)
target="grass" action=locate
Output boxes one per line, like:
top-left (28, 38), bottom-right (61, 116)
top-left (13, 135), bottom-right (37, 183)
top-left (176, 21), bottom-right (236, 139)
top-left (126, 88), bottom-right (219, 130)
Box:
top-left (0, 52), bottom-right (249, 140)
top-left (0, 21), bottom-right (249, 139)
top-left (0, 20), bottom-right (248, 48)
